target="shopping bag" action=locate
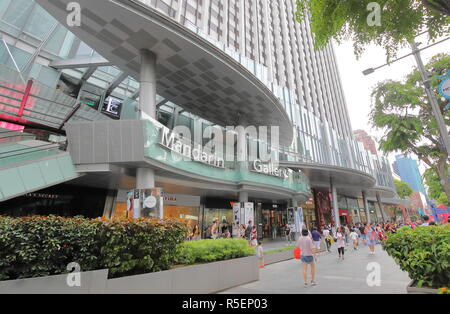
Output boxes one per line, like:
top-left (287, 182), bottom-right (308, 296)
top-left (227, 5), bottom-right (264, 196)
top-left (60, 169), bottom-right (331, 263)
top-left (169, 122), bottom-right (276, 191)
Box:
top-left (294, 247), bottom-right (301, 259)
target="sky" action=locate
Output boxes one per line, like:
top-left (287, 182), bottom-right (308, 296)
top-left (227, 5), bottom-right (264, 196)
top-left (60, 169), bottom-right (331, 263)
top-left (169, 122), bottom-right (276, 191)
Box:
top-left (334, 35), bottom-right (450, 172)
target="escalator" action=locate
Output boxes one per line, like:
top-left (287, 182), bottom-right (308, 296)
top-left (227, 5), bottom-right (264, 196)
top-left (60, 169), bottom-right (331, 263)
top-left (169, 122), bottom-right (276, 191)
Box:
top-left (0, 128), bottom-right (79, 202)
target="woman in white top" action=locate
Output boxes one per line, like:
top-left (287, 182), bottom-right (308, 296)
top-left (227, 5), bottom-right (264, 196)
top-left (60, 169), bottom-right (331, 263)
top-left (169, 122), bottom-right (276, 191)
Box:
top-left (336, 226), bottom-right (346, 260)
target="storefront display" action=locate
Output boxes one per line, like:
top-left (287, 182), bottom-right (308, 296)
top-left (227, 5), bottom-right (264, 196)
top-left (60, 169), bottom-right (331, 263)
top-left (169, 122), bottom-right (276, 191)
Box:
top-left (163, 194), bottom-right (201, 235)
top-left (299, 197), bottom-right (317, 230)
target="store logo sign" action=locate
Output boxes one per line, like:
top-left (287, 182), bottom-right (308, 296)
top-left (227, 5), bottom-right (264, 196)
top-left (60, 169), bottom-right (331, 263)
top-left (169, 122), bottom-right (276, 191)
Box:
top-left (160, 127), bottom-right (225, 168)
top-left (436, 70), bottom-right (450, 110)
top-left (251, 159), bottom-right (290, 179)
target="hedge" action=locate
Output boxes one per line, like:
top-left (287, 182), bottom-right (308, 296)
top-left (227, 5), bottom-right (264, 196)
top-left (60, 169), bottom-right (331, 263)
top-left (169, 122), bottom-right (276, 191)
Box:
top-left (0, 215), bottom-right (187, 280)
top-left (382, 224), bottom-right (450, 288)
top-left (175, 239), bottom-right (255, 265)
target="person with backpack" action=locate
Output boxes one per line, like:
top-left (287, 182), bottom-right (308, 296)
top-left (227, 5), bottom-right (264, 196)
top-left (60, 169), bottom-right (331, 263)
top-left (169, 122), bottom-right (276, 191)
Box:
top-left (323, 227), bottom-right (332, 253)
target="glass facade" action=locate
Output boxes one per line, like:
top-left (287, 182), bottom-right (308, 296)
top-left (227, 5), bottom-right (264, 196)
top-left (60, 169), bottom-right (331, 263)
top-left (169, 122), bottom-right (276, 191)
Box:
top-left (0, 0), bottom-right (397, 226)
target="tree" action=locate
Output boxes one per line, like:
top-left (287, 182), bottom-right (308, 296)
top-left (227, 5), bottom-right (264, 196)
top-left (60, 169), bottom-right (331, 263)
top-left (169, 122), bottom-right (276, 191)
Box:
top-left (423, 167), bottom-right (450, 205)
top-left (370, 53), bottom-right (450, 202)
top-left (394, 180), bottom-right (414, 199)
top-left (295, 0), bottom-right (450, 60)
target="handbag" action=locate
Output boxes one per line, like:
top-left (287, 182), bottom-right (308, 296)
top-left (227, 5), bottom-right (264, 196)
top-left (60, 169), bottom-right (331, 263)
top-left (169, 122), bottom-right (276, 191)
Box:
top-left (294, 247), bottom-right (301, 259)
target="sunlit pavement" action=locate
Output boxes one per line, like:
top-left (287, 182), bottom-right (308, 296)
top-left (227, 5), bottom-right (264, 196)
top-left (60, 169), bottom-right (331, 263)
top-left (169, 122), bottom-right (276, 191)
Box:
top-left (221, 243), bottom-right (411, 294)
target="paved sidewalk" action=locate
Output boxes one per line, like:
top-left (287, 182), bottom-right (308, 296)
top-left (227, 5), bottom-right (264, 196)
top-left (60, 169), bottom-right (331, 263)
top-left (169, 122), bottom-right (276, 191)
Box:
top-left (221, 244), bottom-right (411, 294)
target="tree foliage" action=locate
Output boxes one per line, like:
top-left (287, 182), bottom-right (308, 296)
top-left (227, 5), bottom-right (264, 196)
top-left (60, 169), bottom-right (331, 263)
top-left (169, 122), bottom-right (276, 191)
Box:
top-left (423, 167), bottom-right (450, 205)
top-left (370, 53), bottom-right (450, 201)
top-left (394, 179), bottom-right (414, 199)
top-left (295, 0), bottom-right (450, 60)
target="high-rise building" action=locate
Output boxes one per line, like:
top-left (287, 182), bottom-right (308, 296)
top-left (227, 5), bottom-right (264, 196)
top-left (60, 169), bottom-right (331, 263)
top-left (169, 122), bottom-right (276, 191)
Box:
top-left (393, 154), bottom-right (427, 196)
top-left (353, 130), bottom-right (378, 155)
top-left (0, 0), bottom-right (398, 231)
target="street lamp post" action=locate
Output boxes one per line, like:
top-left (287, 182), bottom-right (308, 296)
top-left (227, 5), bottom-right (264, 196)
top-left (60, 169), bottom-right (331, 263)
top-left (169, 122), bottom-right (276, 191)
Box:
top-left (409, 40), bottom-right (450, 155)
top-left (363, 37), bottom-right (450, 155)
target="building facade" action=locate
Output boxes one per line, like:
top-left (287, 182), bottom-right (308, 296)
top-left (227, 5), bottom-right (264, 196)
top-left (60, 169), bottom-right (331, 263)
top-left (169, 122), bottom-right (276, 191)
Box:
top-left (354, 129), bottom-right (378, 155)
top-left (0, 0), bottom-right (397, 238)
top-left (393, 154), bottom-right (427, 196)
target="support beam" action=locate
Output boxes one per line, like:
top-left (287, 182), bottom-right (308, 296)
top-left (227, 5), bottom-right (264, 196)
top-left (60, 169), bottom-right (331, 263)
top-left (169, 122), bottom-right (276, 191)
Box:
top-left (139, 49), bottom-right (157, 119)
top-left (81, 67), bottom-right (97, 81)
top-left (136, 168), bottom-right (155, 189)
top-left (134, 49), bottom-right (158, 218)
top-left (330, 177), bottom-right (340, 228)
top-left (239, 191), bottom-right (249, 203)
top-left (105, 71), bottom-right (129, 98)
top-left (49, 56), bottom-right (111, 69)
top-left (376, 192), bottom-right (387, 222)
top-left (363, 191), bottom-right (371, 224)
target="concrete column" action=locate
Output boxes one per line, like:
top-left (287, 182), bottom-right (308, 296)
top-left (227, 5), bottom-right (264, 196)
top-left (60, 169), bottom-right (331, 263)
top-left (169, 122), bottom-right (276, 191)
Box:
top-left (139, 49), bottom-right (157, 120)
top-left (136, 168), bottom-right (155, 189)
top-left (239, 191), bottom-right (249, 203)
top-left (376, 192), bottom-right (387, 222)
top-left (363, 191), bottom-right (371, 224)
top-left (136, 49), bottom-right (157, 218)
top-left (330, 178), bottom-right (340, 228)
top-left (291, 199), bottom-right (298, 207)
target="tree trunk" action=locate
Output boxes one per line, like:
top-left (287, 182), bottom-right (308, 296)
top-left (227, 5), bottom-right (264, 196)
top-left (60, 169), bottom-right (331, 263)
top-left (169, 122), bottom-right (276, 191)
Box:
top-left (436, 161), bottom-right (450, 203)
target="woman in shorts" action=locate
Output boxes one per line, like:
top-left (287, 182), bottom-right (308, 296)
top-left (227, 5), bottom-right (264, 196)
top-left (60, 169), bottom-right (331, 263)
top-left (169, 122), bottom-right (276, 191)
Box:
top-left (365, 224), bottom-right (377, 255)
top-left (296, 228), bottom-right (317, 287)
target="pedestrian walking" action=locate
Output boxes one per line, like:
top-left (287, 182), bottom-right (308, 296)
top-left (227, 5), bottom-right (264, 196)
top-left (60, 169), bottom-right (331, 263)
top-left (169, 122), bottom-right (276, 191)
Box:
top-left (349, 229), bottom-right (359, 250)
top-left (257, 241), bottom-right (264, 268)
top-left (311, 227), bottom-right (322, 257)
top-left (365, 224), bottom-right (377, 255)
top-left (245, 220), bottom-right (253, 245)
top-left (344, 225), bottom-right (350, 246)
top-left (285, 223), bottom-right (292, 244)
top-left (336, 226), bottom-right (346, 260)
top-left (359, 223), bottom-right (367, 245)
top-left (323, 227), bottom-right (332, 252)
top-left (211, 218), bottom-right (219, 239)
top-left (296, 228), bottom-right (317, 287)
top-left (250, 225), bottom-right (258, 247)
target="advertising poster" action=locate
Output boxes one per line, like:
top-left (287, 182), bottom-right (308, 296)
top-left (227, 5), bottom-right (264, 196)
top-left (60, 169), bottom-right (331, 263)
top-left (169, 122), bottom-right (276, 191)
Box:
top-left (244, 202), bottom-right (254, 226)
top-left (232, 202), bottom-right (241, 238)
top-left (294, 207), bottom-right (304, 232)
top-left (287, 207), bottom-right (296, 231)
top-left (130, 188), bottom-right (163, 218)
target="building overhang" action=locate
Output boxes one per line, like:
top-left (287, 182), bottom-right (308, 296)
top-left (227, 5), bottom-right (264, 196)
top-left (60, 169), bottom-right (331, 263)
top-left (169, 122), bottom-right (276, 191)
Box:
top-left (37, 0), bottom-right (294, 146)
top-left (280, 161), bottom-right (397, 200)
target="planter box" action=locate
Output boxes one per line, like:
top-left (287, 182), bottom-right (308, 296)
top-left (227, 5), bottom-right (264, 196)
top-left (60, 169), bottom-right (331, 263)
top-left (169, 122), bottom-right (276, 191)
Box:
top-left (406, 280), bottom-right (440, 294)
top-left (0, 256), bottom-right (259, 294)
top-left (0, 270), bottom-right (108, 294)
top-left (106, 255), bottom-right (258, 294)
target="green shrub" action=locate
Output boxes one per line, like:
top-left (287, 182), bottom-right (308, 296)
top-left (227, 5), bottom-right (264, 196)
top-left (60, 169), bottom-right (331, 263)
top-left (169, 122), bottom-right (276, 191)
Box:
top-left (175, 239), bottom-right (255, 265)
top-left (0, 216), bottom-right (187, 280)
top-left (382, 224), bottom-right (450, 288)
top-left (265, 245), bottom-right (296, 255)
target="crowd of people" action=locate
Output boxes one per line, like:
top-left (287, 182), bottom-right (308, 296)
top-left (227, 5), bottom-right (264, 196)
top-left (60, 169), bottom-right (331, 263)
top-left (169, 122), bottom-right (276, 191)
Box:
top-left (293, 215), bottom-right (448, 287)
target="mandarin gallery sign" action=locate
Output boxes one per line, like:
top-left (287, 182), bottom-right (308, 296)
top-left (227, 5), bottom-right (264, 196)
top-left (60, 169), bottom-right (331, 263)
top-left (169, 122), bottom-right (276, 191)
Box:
top-left (159, 127), bottom-right (225, 169)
